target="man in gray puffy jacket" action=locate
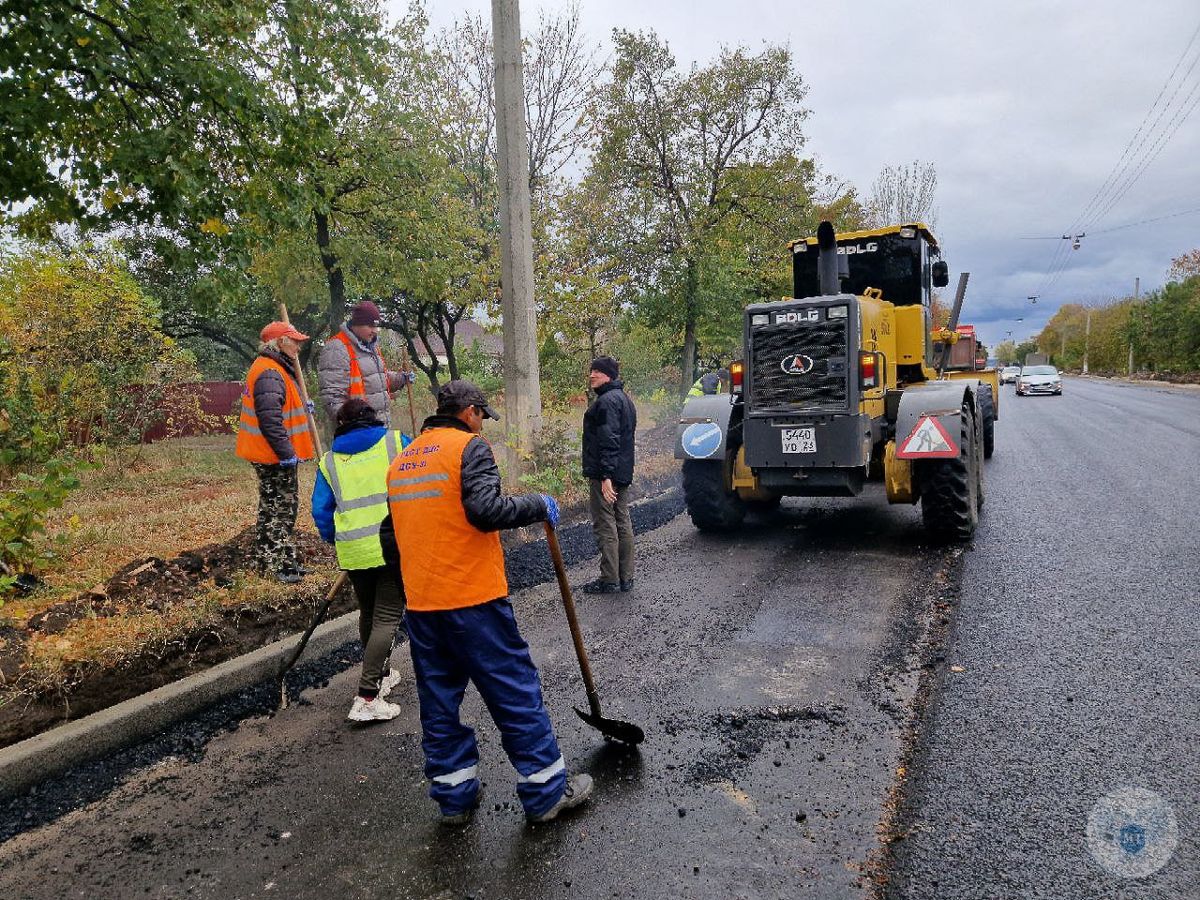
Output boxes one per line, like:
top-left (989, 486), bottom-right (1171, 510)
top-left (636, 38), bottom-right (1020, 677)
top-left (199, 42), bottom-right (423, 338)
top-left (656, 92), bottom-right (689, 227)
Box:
top-left (318, 301), bottom-right (415, 427)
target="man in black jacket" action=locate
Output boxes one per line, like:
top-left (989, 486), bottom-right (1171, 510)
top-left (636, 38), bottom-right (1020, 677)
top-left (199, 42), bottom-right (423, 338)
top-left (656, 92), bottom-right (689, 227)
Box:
top-left (581, 357), bottom-right (637, 594)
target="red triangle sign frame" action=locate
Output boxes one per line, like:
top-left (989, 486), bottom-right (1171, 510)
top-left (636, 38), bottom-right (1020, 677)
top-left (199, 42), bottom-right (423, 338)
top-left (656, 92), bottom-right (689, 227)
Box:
top-left (896, 415), bottom-right (960, 459)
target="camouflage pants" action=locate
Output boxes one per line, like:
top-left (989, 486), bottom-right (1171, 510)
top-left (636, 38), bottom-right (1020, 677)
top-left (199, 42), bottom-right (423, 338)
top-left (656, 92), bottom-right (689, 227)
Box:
top-left (251, 463), bottom-right (300, 574)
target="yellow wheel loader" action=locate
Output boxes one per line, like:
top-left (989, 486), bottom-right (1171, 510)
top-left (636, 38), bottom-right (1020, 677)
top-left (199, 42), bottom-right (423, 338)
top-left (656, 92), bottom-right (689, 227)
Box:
top-left (675, 221), bottom-right (999, 540)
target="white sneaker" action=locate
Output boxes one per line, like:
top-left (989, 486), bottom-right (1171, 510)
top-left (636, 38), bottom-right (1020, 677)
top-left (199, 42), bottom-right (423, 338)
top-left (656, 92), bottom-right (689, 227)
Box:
top-left (347, 696), bottom-right (401, 723)
top-left (379, 669), bottom-right (402, 699)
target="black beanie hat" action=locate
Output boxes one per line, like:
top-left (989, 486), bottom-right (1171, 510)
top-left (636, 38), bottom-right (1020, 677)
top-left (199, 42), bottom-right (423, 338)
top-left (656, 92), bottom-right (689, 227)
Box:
top-left (335, 397), bottom-right (382, 430)
top-left (590, 356), bottom-right (619, 380)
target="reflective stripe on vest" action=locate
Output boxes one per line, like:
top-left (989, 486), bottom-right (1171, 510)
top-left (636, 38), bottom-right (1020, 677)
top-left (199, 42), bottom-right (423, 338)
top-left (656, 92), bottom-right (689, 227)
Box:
top-left (332, 330), bottom-right (388, 399)
top-left (235, 356), bottom-right (316, 464)
top-left (318, 430), bottom-right (404, 570)
top-left (387, 427), bottom-right (507, 611)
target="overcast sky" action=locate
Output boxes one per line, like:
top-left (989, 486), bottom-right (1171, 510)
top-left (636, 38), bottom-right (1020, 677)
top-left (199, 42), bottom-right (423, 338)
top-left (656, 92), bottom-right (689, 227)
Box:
top-left (409, 0), bottom-right (1200, 350)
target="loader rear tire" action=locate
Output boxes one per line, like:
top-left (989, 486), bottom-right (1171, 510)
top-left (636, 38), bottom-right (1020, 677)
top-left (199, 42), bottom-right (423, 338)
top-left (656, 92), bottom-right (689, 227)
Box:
top-left (682, 458), bottom-right (745, 532)
top-left (979, 384), bottom-right (996, 459)
top-left (917, 401), bottom-right (979, 541)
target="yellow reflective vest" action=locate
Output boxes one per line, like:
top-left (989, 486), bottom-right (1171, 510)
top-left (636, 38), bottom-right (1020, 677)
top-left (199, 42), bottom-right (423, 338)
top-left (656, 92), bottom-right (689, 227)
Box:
top-left (688, 373), bottom-right (726, 397)
top-left (317, 430), bottom-right (405, 570)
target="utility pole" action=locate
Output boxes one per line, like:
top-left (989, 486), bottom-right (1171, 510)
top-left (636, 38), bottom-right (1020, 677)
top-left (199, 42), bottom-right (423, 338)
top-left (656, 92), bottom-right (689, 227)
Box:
top-left (1128, 276), bottom-right (1139, 378)
top-left (492, 0), bottom-right (542, 466)
top-left (1083, 307), bottom-right (1091, 375)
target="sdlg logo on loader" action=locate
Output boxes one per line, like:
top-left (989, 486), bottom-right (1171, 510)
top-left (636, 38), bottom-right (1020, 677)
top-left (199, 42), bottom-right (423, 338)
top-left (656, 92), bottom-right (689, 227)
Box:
top-left (781, 354), bottom-right (815, 375)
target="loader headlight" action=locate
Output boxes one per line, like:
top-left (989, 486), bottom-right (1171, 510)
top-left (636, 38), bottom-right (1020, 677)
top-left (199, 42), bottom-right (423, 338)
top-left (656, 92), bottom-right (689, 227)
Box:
top-left (750, 314), bottom-right (770, 326)
top-left (899, 226), bottom-right (917, 238)
top-left (828, 305), bottom-right (848, 319)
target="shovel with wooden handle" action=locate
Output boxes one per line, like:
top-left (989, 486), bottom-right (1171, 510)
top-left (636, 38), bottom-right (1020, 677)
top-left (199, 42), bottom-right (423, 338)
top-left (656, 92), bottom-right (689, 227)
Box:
top-left (275, 573), bottom-right (350, 710)
top-left (544, 522), bottom-right (644, 745)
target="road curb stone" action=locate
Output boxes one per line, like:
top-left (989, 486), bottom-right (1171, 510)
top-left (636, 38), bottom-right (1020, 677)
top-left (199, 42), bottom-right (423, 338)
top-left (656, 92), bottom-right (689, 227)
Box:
top-left (0, 486), bottom-right (684, 807)
top-left (0, 610), bottom-right (359, 802)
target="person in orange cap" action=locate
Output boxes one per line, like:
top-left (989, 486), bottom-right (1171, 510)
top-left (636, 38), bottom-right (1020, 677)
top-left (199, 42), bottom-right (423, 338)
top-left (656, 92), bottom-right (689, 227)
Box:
top-left (235, 321), bottom-right (317, 583)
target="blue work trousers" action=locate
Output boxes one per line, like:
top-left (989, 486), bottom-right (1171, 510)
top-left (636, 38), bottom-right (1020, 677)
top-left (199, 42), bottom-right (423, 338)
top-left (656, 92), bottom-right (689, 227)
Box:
top-left (405, 597), bottom-right (566, 818)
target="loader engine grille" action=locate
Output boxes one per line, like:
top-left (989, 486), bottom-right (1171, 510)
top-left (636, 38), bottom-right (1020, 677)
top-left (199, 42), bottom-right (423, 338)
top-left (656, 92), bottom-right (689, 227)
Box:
top-left (749, 318), bottom-right (850, 413)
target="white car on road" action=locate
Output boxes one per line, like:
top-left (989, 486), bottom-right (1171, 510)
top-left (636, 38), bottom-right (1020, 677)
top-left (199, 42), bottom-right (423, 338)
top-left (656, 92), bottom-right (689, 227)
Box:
top-left (1016, 365), bottom-right (1062, 396)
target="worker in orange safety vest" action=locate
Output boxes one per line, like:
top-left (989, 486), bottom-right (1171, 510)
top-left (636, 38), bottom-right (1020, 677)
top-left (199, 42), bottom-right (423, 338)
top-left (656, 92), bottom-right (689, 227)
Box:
top-left (317, 301), bottom-right (415, 428)
top-left (387, 380), bottom-right (594, 826)
top-left (236, 321), bottom-right (316, 584)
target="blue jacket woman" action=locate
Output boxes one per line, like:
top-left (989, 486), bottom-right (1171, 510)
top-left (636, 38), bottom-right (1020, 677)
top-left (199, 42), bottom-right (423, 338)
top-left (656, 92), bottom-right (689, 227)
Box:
top-left (312, 398), bottom-right (412, 723)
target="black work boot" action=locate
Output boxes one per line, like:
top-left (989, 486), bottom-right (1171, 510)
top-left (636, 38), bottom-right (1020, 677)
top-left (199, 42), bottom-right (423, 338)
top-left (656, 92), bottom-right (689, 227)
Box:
top-left (581, 579), bottom-right (620, 594)
top-left (275, 567), bottom-right (303, 585)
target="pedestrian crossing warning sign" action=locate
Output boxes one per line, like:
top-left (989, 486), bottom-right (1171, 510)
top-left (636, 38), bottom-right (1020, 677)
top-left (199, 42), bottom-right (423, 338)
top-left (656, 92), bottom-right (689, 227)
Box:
top-left (896, 415), bottom-right (959, 459)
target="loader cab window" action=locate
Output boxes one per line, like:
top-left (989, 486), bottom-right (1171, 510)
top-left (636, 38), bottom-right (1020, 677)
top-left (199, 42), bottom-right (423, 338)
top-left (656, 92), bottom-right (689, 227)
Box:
top-left (922, 241), bottom-right (936, 362)
top-left (792, 231), bottom-right (928, 306)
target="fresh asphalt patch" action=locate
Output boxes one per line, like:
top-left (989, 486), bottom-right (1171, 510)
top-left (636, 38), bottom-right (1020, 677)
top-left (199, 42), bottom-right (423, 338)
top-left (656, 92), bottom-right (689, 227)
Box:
top-left (0, 489), bottom-right (685, 844)
top-left (0, 482), bottom-right (979, 899)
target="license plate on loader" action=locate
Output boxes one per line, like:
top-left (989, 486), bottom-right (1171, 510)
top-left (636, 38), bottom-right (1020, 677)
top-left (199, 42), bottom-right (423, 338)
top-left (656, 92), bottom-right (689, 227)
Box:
top-left (781, 427), bottom-right (816, 454)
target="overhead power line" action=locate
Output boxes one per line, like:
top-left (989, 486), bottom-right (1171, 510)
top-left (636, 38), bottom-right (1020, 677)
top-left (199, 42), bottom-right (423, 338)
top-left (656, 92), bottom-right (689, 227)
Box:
top-left (1028, 17), bottom-right (1200, 303)
top-left (1089, 82), bottom-right (1200, 227)
top-left (1086, 204), bottom-right (1200, 235)
top-left (1026, 204), bottom-right (1200, 241)
top-left (1071, 19), bottom-right (1200, 233)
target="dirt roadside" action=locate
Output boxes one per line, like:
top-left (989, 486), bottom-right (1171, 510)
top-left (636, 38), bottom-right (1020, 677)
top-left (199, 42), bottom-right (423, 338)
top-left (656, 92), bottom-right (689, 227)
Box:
top-left (0, 420), bottom-right (681, 749)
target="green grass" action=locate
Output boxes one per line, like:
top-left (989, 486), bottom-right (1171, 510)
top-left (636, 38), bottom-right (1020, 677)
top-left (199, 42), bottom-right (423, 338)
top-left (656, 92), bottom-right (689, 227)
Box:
top-left (4, 392), bottom-right (680, 697)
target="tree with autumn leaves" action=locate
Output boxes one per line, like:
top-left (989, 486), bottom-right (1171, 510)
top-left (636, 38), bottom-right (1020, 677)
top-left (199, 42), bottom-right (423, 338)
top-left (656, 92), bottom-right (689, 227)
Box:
top-left (0, 246), bottom-right (203, 590)
top-left (1029, 248), bottom-right (1200, 376)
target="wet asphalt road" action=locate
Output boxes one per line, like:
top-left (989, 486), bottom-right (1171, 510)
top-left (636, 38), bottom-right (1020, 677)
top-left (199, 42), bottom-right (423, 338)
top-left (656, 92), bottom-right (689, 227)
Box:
top-left (3, 377), bottom-right (1193, 899)
top-left (889, 377), bottom-right (1200, 898)
top-left (0, 478), bottom-right (952, 898)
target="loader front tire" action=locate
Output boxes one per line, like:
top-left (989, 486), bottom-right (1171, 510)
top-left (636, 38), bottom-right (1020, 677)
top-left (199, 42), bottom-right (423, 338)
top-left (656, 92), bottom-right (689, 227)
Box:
top-left (682, 458), bottom-right (745, 532)
top-left (917, 401), bottom-right (980, 541)
top-left (979, 384), bottom-right (996, 459)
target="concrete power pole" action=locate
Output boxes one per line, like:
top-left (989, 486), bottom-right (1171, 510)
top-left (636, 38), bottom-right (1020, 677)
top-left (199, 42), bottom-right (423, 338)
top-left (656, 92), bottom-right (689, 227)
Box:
top-left (1083, 307), bottom-right (1091, 375)
top-left (1128, 276), bottom-right (1139, 378)
top-left (492, 0), bottom-right (542, 464)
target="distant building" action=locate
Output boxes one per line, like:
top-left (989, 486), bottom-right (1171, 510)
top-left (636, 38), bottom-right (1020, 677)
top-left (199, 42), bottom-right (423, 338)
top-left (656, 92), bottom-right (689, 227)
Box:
top-left (400, 319), bottom-right (503, 368)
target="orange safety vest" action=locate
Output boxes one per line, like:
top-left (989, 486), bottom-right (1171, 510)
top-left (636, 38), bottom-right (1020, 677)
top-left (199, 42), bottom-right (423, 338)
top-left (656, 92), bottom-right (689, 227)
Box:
top-left (235, 356), bottom-right (316, 464)
top-left (332, 330), bottom-right (388, 399)
top-left (387, 426), bottom-right (507, 611)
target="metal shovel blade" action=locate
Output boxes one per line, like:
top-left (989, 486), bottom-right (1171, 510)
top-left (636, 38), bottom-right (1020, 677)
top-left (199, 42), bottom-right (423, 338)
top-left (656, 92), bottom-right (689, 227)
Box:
top-left (574, 706), bottom-right (645, 745)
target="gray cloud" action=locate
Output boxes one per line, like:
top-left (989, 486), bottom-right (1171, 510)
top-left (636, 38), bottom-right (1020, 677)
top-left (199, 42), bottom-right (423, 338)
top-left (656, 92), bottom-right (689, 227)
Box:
top-left (415, 0), bottom-right (1200, 349)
